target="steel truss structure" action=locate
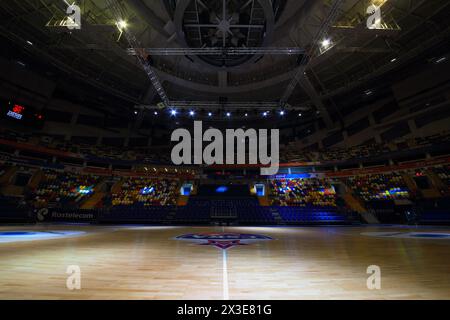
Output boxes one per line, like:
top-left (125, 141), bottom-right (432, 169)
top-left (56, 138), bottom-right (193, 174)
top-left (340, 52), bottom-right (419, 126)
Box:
top-left (136, 101), bottom-right (309, 111)
top-left (106, 0), bottom-right (171, 107)
top-left (126, 47), bottom-right (305, 56)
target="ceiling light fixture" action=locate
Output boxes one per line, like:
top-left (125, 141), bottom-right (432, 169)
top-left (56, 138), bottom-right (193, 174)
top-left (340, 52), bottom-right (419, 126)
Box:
top-left (117, 20), bottom-right (128, 31)
top-left (321, 38), bottom-right (331, 48)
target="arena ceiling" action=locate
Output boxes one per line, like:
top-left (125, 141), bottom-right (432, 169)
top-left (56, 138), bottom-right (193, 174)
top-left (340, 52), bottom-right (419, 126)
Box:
top-left (0, 0), bottom-right (449, 125)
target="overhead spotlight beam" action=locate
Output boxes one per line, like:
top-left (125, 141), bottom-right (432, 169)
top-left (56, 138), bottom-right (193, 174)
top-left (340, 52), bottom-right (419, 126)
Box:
top-left (126, 47), bottom-right (305, 56)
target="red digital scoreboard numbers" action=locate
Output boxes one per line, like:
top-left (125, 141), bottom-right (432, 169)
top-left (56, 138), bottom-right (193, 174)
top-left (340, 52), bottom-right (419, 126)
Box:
top-left (12, 104), bottom-right (25, 114)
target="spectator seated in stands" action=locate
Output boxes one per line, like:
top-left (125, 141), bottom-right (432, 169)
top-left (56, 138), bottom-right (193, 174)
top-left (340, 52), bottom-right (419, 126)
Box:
top-left (347, 173), bottom-right (411, 202)
top-left (112, 177), bottom-right (178, 207)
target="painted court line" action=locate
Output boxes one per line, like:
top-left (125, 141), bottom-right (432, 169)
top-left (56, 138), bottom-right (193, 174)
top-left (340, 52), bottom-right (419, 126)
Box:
top-left (222, 249), bottom-right (229, 300)
top-left (221, 226), bottom-right (229, 300)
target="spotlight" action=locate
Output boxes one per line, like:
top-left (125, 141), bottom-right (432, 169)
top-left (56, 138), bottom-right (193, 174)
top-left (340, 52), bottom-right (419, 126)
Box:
top-left (226, 112), bottom-right (231, 117)
top-left (189, 110), bottom-right (195, 116)
top-left (208, 112), bottom-right (212, 117)
top-left (154, 111), bottom-right (158, 115)
top-left (280, 110), bottom-right (285, 116)
top-left (321, 38), bottom-right (331, 48)
top-left (244, 113), bottom-right (248, 117)
top-left (263, 112), bottom-right (268, 117)
top-left (298, 113), bottom-right (302, 117)
top-left (134, 111), bottom-right (138, 115)
top-left (117, 20), bottom-right (128, 30)
top-left (170, 109), bottom-right (177, 116)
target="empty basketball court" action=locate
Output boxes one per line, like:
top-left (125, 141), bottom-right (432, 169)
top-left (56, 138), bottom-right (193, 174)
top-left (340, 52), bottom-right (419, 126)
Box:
top-left (1, 0), bottom-right (450, 306)
top-left (1, 225), bottom-right (448, 300)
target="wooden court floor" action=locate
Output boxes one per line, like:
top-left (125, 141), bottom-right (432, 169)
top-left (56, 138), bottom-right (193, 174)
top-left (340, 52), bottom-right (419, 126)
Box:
top-left (0, 224), bottom-right (449, 300)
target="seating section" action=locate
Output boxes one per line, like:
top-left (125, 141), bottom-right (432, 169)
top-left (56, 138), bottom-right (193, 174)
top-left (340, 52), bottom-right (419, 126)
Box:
top-left (432, 165), bottom-right (450, 191)
top-left (396, 132), bottom-right (450, 151)
top-left (0, 195), bottom-right (30, 222)
top-left (263, 179), bottom-right (347, 224)
top-left (276, 207), bottom-right (347, 224)
top-left (173, 199), bottom-right (211, 223)
top-left (33, 169), bottom-right (99, 208)
top-left (237, 203), bottom-right (275, 224)
top-left (281, 131), bottom-right (450, 163)
top-left (270, 178), bottom-right (337, 207)
top-left (2, 127), bottom-right (449, 165)
top-left (347, 173), bottom-right (411, 201)
top-left (0, 129), bottom-right (31, 144)
top-left (418, 198), bottom-right (450, 224)
top-left (1, 127), bottom-right (449, 225)
top-left (112, 177), bottom-right (178, 207)
top-left (173, 198), bottom-right (276, 224)
top-left (0, 128), bottom-right (172, 164)
top-left (319, 144), bottom-right (390, 162)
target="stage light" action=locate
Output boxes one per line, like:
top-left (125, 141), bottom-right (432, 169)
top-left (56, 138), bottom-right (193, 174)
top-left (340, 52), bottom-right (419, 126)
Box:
top-left (26, 40), bottom-right (33, 46)
top-left (226, 112), bottom-right (231, 117)
top-left (391, 58), bottom-right (397, 63)
top-left (117, 20), bottom-right (128, 30)
top-left (280, 111), bottom-right (285, 116)
top-left (208, 112), bottom-right (212, 117)
top-left (263, 112), bottom-right (268, 117)
top-left (170, 109), bottom-right (177, 116)
top-left (321, 38), bottom-right (331, 48)
top-left (245, 113), bottom-right (248, 117)
top-left (189, 110), bottom-right (195, 116)
top-left (134, 111), bottom-right (138, 115)
top-left (154, 111), bottom-right (158, 115)
top-left (298, 113), bottom-right (302, 117)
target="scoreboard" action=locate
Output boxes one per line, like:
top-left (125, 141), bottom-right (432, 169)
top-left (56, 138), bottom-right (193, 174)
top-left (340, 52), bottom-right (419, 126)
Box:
top-left (6, 103), bottom-right (26, 120)
top-left (1, 99), bottom-right (45, 128)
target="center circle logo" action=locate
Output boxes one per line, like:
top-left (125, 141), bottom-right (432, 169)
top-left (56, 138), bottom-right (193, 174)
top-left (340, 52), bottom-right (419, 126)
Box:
top-left (175, 233), bottom-right (273, 250)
